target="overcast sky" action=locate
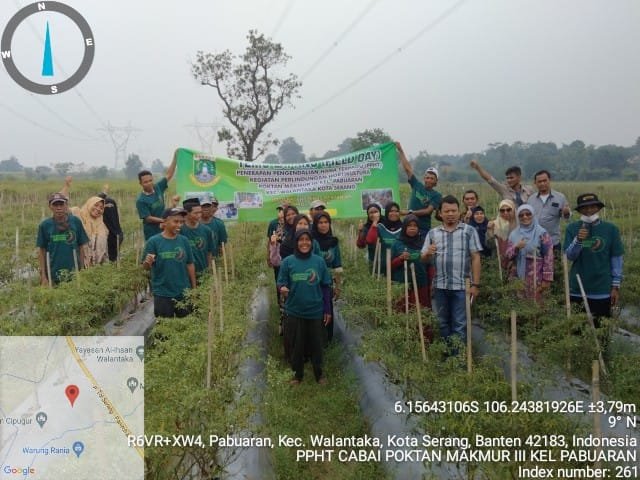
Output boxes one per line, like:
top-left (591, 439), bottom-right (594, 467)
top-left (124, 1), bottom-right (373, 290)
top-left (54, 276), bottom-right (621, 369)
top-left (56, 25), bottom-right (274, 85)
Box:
top-left (1, 0), bottom-right (639, 168)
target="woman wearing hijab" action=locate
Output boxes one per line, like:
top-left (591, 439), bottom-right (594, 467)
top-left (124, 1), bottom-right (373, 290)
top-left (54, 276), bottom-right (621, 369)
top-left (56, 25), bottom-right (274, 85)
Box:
top-left (311, 211), bottom-right (342, 344)
top-left (506, 204), bottom-right (554, 302)
top-left (365, 201), bottom-right (403, 275)
top-left (390, 214), bottom-right (431, 309)
top-left (70, 196), bottom-right (109, 267)
top-left (356, 203), bottom-right (382, 263)
top-left (486, 199), bottom-right (517, 275)
top-left (278, 205), bottom-right (299, 260)
top-left (468, 206), bottom-right (491, 258)
top-left (277, 229), bottom-right (332, 385)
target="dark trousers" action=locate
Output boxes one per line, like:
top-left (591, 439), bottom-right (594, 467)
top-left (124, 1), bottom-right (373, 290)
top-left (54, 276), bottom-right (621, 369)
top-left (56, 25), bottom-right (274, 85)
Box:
top-left (292, 316), bottom-right (324, 381)
top-left (570, 296), bottom-right (611, 328)
top-left (154, 296), bottom-right (191, 318)
top-left (107, 233), bottom-right (124, 262)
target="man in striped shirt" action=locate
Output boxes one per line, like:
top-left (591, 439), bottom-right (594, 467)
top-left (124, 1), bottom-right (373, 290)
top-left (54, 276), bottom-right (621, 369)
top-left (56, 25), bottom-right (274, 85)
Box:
top-left (421, 195), bottom-right (482, 352)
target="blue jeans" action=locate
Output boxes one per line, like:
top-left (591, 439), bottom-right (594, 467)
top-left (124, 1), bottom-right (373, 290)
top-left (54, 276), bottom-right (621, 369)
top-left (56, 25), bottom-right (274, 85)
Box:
top-left (433, 289), bottom-right (467, 343)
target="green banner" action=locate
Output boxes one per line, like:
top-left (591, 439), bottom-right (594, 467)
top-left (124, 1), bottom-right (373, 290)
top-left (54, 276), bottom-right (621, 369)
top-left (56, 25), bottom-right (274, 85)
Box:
top-left (175, 142), bottom-right (400, 221)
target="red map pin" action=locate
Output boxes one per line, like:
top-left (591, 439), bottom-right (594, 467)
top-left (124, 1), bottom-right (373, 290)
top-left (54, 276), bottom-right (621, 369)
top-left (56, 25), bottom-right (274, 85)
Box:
top-left (65, 385), bottom-right (79, 407)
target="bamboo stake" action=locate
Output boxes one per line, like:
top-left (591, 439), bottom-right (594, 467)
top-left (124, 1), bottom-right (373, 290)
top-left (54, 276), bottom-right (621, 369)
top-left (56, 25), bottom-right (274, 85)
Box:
top-left (404, 260), bottom-right (410, 331)
top-left (377, 241), bottom-right (382, 280)
top-left (221, 242), bottom-right (229, 284)
top-left (73, 249), bottom-right (79, 275)
top-left (46, 251), bottom-right (53, 288)
top-left (466, 278), bottom-right (473, 374)
top-left (228, 242), bottom-right (235, 280)
top-left (371, 239), bottom-right (379, 277)
top-left (410, 263), bottom-right (427, 362)
top-left (592, 360), bottom-right (602, 473)
top-left (15, 227), bottom-right (19, 261)
top-left (576, 274), bottom-right (608, 376)
top-left (386, 249), bottom-right (392, 317)
top-left (212, 258), bottom-right (224, 332)
top-left (511, 310), bottom-right (517, 402)
top-left (206, 261), bottom-right (216, 389)
top-left (495, 238), bottom-right (503, 282)
top-left (116, 234), bottom-right (120, 269)
top-left (562, 254), bottom-right (571, 318)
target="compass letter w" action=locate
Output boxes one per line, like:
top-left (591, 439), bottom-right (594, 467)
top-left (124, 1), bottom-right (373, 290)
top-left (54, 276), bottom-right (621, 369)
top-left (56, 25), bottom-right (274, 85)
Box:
top-left (1, 50), bottom-right (11, 59)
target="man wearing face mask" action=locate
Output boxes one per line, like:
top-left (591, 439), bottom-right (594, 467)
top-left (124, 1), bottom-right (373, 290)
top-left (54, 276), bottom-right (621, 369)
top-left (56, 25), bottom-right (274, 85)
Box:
top-left (564, 193), bottom-right (624, 324)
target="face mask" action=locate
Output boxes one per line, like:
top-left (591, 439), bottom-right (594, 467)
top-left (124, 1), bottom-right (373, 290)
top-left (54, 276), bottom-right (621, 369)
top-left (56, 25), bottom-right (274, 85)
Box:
top-left (580, 213), bottom-right (599, 224)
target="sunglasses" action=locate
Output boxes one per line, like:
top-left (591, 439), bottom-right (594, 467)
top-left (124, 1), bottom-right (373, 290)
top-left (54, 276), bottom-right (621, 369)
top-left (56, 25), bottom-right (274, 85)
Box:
top-left (499, 208), bottom-right (512, 213)
top-left (518, 212), bottom-right (532, 218)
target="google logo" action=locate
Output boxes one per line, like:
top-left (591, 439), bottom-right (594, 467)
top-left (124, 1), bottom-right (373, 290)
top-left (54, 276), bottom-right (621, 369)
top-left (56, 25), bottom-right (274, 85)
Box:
top-left (2, 465), bottom-right (35, 476)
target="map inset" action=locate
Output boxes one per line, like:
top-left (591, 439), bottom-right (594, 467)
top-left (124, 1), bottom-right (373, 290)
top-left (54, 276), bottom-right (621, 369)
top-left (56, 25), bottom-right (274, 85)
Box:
top-left (0, 336), bottom-right (144, 479)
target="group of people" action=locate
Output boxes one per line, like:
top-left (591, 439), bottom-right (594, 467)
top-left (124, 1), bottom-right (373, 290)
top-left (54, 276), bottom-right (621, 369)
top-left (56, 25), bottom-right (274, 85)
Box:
top-left (267, 199), bottom-right (343, 385)
top-left (353, 142), bottom-right (624, 353)
top-left (36, 178), bottom-right (123, 286)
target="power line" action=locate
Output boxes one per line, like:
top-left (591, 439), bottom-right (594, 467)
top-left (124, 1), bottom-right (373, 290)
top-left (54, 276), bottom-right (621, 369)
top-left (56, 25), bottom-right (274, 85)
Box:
top-left (300, 0), bottom-right (380, 80)
top-left (184, 120), bottom-right (222, 153)
top-left (270, 0), bottom-right (295, 38)
top-left (274, 0), bottom-right (468, 133)
top-left (97, 122), bottom-right (142, 170)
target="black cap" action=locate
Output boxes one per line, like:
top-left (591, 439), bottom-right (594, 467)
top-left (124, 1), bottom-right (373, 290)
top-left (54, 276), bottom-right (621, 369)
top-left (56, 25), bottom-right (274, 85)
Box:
top-left (575, 193), bottom-right (605, 211)
top-left (161, 207), bottom-right (187, 219)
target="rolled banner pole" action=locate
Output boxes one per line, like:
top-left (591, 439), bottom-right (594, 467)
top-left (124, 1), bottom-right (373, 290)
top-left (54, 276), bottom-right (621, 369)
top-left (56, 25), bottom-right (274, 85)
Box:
top-left (576, 274), bottom-right (607, 376)
top-left (466, 278), bottom-right (472, 374)
top-left (46, 251), bottom-right (53, 288)
top-left (410, 263), bottom-right (427, 362)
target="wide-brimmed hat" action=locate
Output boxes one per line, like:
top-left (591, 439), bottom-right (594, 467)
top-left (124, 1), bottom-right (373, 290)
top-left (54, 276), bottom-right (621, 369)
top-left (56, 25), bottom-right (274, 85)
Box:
top-left (575, 193), bottom-right (604, 211)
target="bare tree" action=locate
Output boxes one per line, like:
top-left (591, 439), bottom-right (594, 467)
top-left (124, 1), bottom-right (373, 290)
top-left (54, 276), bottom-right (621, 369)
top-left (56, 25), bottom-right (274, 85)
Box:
top-left (192, 30), bottom-right (301, 161)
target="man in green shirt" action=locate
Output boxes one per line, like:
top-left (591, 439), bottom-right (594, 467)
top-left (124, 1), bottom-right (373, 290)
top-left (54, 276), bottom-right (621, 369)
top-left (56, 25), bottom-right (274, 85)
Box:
top-left (200, 194), bottom-right (228, 257)
top-left (136, 150), bottom-right (178, 240)
top-left (180, 198), bottom-right (213, 278)
top-left (37, 193), bottom-right (89, 285)
top-left (564, 193), bottom-right (624, 326)
top-left (142, 207), bottom-right (196, 318)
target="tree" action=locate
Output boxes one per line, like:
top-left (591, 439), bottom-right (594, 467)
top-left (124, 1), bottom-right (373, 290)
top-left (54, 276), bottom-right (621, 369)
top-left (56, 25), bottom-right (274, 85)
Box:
top-left (90, 166), bottom-right (108, 179)
top-left (34, 165), bottom-right (52, 180)
top-left (351, 128), bottom-right (393, 151)
top-left (263, 153), bottom-right (280, 164)
top-left (192, 30), bottom-right (301, 161)
top-left (124, 153), bottom-right (143, 179)
top-left (278, 137), bottom-right (305, 164)
top-left (322, 137), bottom-right (355, 159)
top-left (151, 158), bottom-right (165, 173)
top-left (0, 155), bottom-right (23, 172)
top-left (53, 162), bottom-right (74, 176)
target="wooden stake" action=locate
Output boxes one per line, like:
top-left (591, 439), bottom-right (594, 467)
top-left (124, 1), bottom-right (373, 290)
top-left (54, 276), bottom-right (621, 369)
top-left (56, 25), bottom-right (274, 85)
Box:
top-left (73, 249), bottom-right (79, 275)
top-left (15, 227), bottom-right (19, 261)
top-left (466, 278), bottom-right (473, 374)
top-left (228, 242), bottom-right (235, 280)
top-left (206, 262), bottom-right (216, 389)
top-left (576, 274), bottom-right (607, 376)
top-left (46, 251), bottom-right (53, 288)
top-left (404, 260), bottom-right (410, 332)
top-left (386, 249), bottom-right (392, 317)
top-left (372, 239), bottom-right (380, 278)
top-left (376, 241), bottom-right (382, 280)
top-left (562, 254), bottom-right (571, 318)
top-left (495, 238), bottom-right (503, 282)
top-left (221, 242), bottom-right (229, 284)
top-left (592, 360), bottom-right (602, 473)
top-left (511, 310), bottom-right (517, 402)
top-left (410, 263), bottom-right (427, 362)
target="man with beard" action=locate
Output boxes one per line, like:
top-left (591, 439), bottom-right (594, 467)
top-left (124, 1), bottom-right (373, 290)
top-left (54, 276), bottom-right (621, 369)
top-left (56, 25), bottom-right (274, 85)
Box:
top-left (37, 192), bottom-right (89, 285)
top-left (142, 207), bottom-right (196, 318)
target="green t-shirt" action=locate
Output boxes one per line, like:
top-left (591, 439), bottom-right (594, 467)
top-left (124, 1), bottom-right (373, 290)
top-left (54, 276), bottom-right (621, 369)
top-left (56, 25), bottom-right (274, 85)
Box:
top-left (390, 239), bottom-right (426, 286)
top-left (408, 174), bottom-right (442, 232)
top-left (277, 253), bottom-right (332, 320)
top-left (136, 177), bottom-right (168, 240)
top-left (36, 215), bottom-right (89, 284)
top-left (376, 224), bottom-right (401, 275)
top-left (564, 220), bottom-right (624, 296)
top-left (180, 223), bottom-right (213, 274)
top-left (202, 217), bottom-right (228, 257)
top-left (142, 234), bottom-right (194, 298)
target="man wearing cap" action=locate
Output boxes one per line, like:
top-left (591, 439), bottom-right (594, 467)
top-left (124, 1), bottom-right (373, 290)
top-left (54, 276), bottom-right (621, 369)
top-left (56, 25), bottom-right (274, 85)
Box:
top-left (396, 142), bottom-right (442, 234)
top-left (142, 207), bottom-right (196, 318)
top-left (181, 198), bottom-right (214, 277)
top-left (136, 149), bottom-right (178, 240)
top-left (469, 158), bottom-right (534, 206)
top-left (36, 193), bottom-right (89, 285)
top-left (564, 193), bottom-right (624, 325)
top-left (526, 170), bottom-right (571, 253)
top-left (309, 199), bottom-right (327, 221)
top-left (200, 194), bottom-right (228, 257)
